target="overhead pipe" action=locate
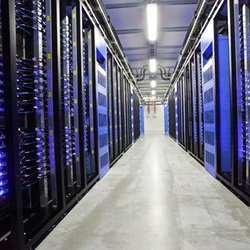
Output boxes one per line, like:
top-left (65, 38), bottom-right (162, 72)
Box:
top-left (159, 65), bottom-right (171, 81)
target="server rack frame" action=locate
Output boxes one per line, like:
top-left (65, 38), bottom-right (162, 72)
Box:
top-left (166, 0), bottom-right (250, 204)
top-left (0, 1), bottom-right (101, 249)
top-left (1, 0), bottom-right (142, 248)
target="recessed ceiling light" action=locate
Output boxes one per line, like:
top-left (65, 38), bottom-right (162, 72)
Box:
top-left (149, 58), bottom-right (157, 73)
top-left (150, 80), bottom-right (157, 88)
top-left (152, 90), bottom-right (156, 95)
top-left (146, 3), bottom-right (158, 42)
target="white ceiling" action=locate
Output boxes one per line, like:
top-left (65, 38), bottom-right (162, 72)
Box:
top-left (102, 0), bottom-right (198, 101)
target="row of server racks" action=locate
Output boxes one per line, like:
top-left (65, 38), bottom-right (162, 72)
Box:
top-left (0, 0), bottom-right (141, 249)
top-left (166, 0), bottom-right (250, 204)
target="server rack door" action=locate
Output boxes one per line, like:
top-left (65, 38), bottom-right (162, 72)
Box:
top-left (177, 81), bottom-right (183, 144)
top-left (107, 53), bottom-right (114, 162)
top-left (214, 4), bottom-right (232, 182)
top-left (60, 1), bottom-right (82, 201)
top-left (180, 77), bottom-right (186, 146)
top-left (117, 68), bottom-right (123, 153)
top-left (168, 91), bottom-right (176, 139)
top-left (14, 0), bottom-right (60, 241)
top-left (140, 105), bottom-right (145, 137)
top-left (0, 1), bottom-right (22, 247)
top-left (175, 85), bottom-right (179, 143)
top-left (133, 93), bottom-right (140, 140)
top-left (191, 58), bottom-right (199, 156)
top-left (95, 29), bottom-right (109, 178)
top-left (131, 89), bottom-right (134, 143)
top-left (164, 104), bottom-right (169, 136)
top-left (196, 50), bottom-right (204, 161)
top-left (120, 73), bottom-right (126, 150)
top-left (124, 80), bottom-right (129, 147)
top-left (201, 21), bottom-right (216, 177)
top-left (186, 64), bottom-right (194, 152)
top-left (112, 60), bottom-right (118, 157)
top-left (234, 2), bottom-right (250, 195)
top-left (123, 78), bottom-right (128, 148)
top-left (128, 83), bottom-right (133, 145)
top-left (181, 75), bottom-right (187, 148)
top-left (80, 7), bottom-right (98, 184)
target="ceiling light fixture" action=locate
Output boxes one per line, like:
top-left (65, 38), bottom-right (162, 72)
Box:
top-left (150, 80), bottom-right (157, 88)
top-left (149, 58), bottom-right (157, 73)
top-left (146, 3), bottom-right (158, 42)
top-left (152, 90), bottom-right (156, 96)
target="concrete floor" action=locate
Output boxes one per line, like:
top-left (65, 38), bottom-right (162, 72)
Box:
top-left (38, 134), bottom-right (250, 250)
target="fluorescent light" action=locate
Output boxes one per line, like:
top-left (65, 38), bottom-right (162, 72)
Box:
top-left (146, 3), bottom-right (158, 42)
top-left (149, 58), bottom-right (157, 73)
top-left (150, 80), bottom-right (157, 88)
top-left (152, 90), bottom-right (156, 95)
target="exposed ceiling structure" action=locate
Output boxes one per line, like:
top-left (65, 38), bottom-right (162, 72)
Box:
top-left (102, 0), bottom-right (198, 103)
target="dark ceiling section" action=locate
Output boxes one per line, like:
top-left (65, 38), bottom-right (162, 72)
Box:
top-left (103, 0), bottom-right (198, 102)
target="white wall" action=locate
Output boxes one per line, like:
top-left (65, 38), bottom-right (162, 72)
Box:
top-left (144, 104), bottom-right (164, 135)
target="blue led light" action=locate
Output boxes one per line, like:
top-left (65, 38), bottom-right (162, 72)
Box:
top-left (0, 6), bottom-right (8, 202)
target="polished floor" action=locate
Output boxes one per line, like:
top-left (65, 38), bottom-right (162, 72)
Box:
top-left (38, 134), bottom-right (250, 250)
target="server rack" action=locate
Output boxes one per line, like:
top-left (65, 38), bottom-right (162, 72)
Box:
top-left (0, 0), bottom-right (141, 248)
top-left (60, 0), bottom-right (82, 201)
top-left (95, 29), bottom-right (109, 178)
top-left (112, 59), bottom-right (119, 158)
top-left (107, 51), bottom-right (114, 163)
top-left (140, 105), bottom-right (144, 137)
top-left (166, 0), bottom-right (250, 204)
top-left (133, 91), bottom-right (140, 141)
top-left (0, 1), bottom-right (15, 247)
top-left (126, 81), bottom-right (133, 147)
top-left (117, 68), bottom-right (123, 153)
top-left (168, 91), bottom-right (176, 139)
top-left (214, 3), bottom-right (233, 182)
top-left (164, 104), bottom-right (169, 136)
top-left (15, 0), bottom-right (60, 242)
top-left (196, 49), bottom-right (204, 161)
top-left (120, 73), bottom-right (126, 149)
top-left (201, 21), bottom-right (217, 177)
top-left (122, 77), bottom-right (129, 149)
top-left (234, 0), bottom-right (250, 199)
top-left (79, 5), bottom-right (99, 185)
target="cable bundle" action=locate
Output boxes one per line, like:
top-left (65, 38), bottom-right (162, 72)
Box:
top-left (61, 16), bottom-right (76, 189)
top-left (16, 0), bottom-right (52, 208)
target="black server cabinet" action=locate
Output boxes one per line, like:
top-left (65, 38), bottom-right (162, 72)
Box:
top-left (0, 1), bottom-right (15, 247)
top-left (196, 49), bottom-right (204, 161)
top-left (122, 77), bottom-right (128, 149)
top-left (168, 91), bottom-right (176, 139)
top-left (190, 57), bottom-right (199, 156)
top-left (120, 73), bottom-right (126, 151)
top-left (133, 92), bottom-right (140, 141)
top-left (60, 1), bottom-right (82, 201)
top-left (117, 68), bottom-right (122, 154)
top-left (15, 0), bottom-right (60, 241)
top-left (234, 1), bottom-right (250, 198)
top-left (107, 52), bottom-right (114, 162)
top-left (112, 59), bottom-right (119, 158)
top-left (126, 80), bottom-right (132, 147)
top-left (79, 4), bottom-right (99, 185)
top-left (185, 66), bottom-right (193, 150)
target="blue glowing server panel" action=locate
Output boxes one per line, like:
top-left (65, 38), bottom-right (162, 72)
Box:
top-left (201, 21), bottom-right (216, 177)
top-left (164, 104), bottom-right (169, 136)
top-left (140, 105), bottom-right (144, 136)
top-left (95, 29), bottom-right (109, 178)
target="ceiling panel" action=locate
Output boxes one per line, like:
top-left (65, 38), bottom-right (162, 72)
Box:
top-left (102, 0), bottom-right (197, 101)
